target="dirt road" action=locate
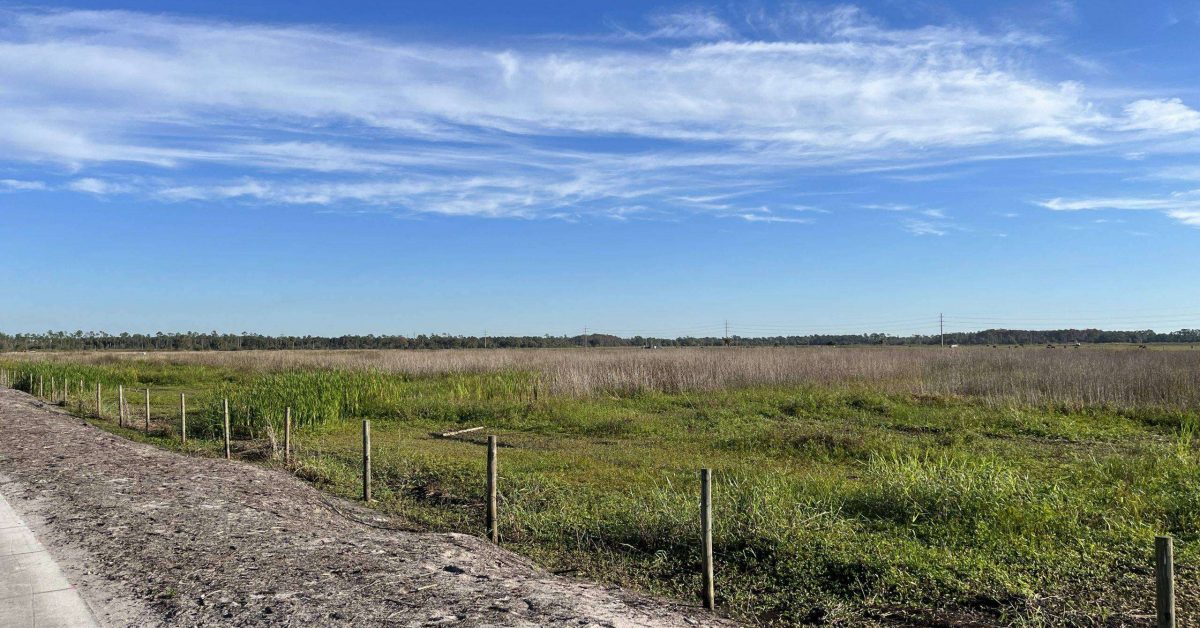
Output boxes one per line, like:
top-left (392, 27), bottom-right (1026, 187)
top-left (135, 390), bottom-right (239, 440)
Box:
top-left (0, 388), bottom-right (730, 627)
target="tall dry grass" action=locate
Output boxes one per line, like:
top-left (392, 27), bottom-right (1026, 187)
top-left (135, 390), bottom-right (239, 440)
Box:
top-left (8, 346), bottom-right (1200, 410)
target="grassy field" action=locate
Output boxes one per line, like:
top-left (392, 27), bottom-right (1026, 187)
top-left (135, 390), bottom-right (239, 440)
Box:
top-left (2, 346), bottom-right (1198, 625)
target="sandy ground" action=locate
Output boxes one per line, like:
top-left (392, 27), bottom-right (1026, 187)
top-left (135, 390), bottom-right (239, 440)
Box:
top-left (0, 388), bottom-right (733, 627)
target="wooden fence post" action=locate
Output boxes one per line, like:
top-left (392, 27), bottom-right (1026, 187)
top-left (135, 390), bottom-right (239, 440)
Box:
top-left (95, 383), bottom-right (102, 418)
top-left (144, 388), bottom-right (151, 433)
top-left (118, 385), bottom-right (125, 427)
top-left (487, 435), bottom-right (498, 543)
top-left (1157, 535), bottom-right (1175, 628)
top-left (362, 420), bottom-right (372, 502)
top-left (180, 393), bottom-right (187, 444)
top-left (284, 408), bottom-right (292, 466)
top-left (223, 398), bottom-right (231, 460)
top-left (701, 468), bottom-right (715, 611)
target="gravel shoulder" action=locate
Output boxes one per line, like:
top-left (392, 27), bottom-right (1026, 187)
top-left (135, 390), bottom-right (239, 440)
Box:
top-left (0, 388), bottom-right (732, 627)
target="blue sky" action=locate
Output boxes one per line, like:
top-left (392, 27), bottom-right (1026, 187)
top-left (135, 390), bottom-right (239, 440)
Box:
top-left (2, 1), bottom-right (1200, 337)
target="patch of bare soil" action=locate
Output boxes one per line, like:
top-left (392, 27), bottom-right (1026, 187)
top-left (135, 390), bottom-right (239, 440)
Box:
top-left (0, 389), bottom-right (733, 627)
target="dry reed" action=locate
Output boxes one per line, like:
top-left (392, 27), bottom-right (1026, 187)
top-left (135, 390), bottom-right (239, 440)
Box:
top-left (8, 346), bottom-right (1200, 410)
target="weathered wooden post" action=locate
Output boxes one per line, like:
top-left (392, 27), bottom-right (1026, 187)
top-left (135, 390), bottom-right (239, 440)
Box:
top-left (487, 435), bottom-right (498, 543)
top-left (284, 407), bottom-right (292, 466)
top-left (701, 468), bottom-right (715, 611)
top-left (180, 393), bottom-right (187, 444)
top-left (38, 374), bottom-right (43, 398)
top-left (95, 383), bottom-right (102, 418)
top-left (223, 398), bottom-right (231, 460)
top-left (118, 384), bottom-right (125, 427)
top-left (144, 388), bottom-right (151, 433)
top-left (362, 420), bottom-right (372, 502)
top-left (1157, 535), bottom-right (1175, 628)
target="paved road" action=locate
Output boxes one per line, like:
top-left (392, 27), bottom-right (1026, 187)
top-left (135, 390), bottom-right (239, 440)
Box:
top-left (0, 491), bottom-right (98, 627)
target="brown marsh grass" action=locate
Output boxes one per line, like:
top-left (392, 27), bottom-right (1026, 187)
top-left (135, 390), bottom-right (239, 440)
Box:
top-left (11, 345), bottom-right (1200, 410)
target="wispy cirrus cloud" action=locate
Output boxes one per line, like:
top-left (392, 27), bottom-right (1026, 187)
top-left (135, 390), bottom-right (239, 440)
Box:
top-left (0, 6), bottom-right (1198, 223)
top-left (731, 206), bottom-right (815, 224)
top-left (67, 177), bottom-right (134, 195)
top-left (0, 179), bottom-right (47, 191)
top-left (902, 218), bottom-right (950, 236)
top-left (645, 9), bottom-right (734, 40)
top-left (1038, 190), bottom-right (1200, 227)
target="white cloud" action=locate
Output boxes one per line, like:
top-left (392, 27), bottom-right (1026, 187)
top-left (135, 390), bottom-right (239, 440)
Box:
top-left (0, 7), bottom-right (1194, 219)
top-left (67, 177), bottom-right (132, 195)
top-left (0, 179), bottom-right (46, 191)
top-left (862, 203), bottom-right (954, 234)
top-left (1039, 195), bottom-right (1185, 211)
top-left (737, 213), bottom-right (812, 224)
top-left (1038, 190), bottom-right (1200, 227)
top-left (0, 10), bottom-right (1125, 159)
top-left (863, 203), bottom-right (914, 211)
top-left (1150, 165), bottom-right (1200, 181)
top-left (902, 218), bottom-right (948, 236)
top-left (152, 173), bottom-right (676, 219)
top-left (1120, 99), bottom-right (1200, 134)
top-left (730, 205), bottom-right (815, 224)
top-left (886, 170), bottom-right (968, 182)
top-left (647, 9), bottom-right (733, 40)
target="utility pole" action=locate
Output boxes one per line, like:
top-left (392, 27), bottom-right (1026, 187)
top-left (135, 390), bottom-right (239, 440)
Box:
top-left (724, 320), bottom-right (730, 346)
top-left (939, 313), bottom-right (944, 347)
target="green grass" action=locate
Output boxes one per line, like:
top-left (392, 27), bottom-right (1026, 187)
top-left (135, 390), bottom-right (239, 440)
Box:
top-left (2, 357), bottom-right (1196, 625)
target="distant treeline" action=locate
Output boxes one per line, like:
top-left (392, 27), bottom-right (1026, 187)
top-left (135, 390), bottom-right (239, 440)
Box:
top-left (1, 328), bottom-right (1199, 352)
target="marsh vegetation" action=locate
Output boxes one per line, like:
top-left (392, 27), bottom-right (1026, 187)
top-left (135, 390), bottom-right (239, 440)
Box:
top-left (4, 346), bottom-right (1197, 625)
